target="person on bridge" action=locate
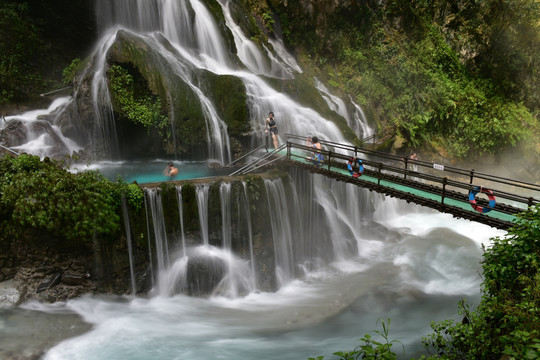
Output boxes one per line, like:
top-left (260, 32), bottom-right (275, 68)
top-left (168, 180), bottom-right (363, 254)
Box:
top-left (306, 136), bottom-right (324, 166)
top-left (265, 111), bottom-right (279, 148)
top-left (164, 161), bottom-right (179, 178)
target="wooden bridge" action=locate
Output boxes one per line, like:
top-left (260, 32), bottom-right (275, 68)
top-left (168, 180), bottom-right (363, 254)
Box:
top-left (233, 134), bottom-right (539, 230)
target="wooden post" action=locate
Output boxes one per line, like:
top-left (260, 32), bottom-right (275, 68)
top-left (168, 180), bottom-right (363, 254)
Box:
top-left (378, 163), bottom-right (383, 185)
top-left (287, 141), bottom-right (291, 159)
top-left (404, 157), bottom-right (408, 180)
top-left (469, 169), bottom-right (475, 184)
top-left (441, 177), bottom-right (447, 204)
top-left (327, 151), bottom-right (332, 171)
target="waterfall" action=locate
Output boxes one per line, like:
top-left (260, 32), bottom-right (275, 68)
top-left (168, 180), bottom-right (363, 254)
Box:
top-left (315, 78), bottom-right (373, 139)
top-left (86, 0), bottom-right (356, 161)
top-left (145, 188), bottom-right (170, 273)
top-left (241, 181), bottom-right (257, 289)
top-left (2, 0), bottom-right (369, 161)
top-left (176, 185), bottom-right (187, 257)
top-left (220, 182), bottom-right (232, 249)
top-left (264, 178), bottom-right (296, 287)
top-left (196, 185), bottom-right (210, 246)
top-left (143, 194), bottom-right (155, 288)
top-left (121, 197), bottom-right (137, 296)
top-left (1, 97), bottom-right (82, 159)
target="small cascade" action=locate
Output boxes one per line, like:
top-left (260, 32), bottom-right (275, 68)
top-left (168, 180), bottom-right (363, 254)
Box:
top-left (120, 197), bottom-right (137, 296)
top-left (264, 178), bottom-right (296, 287)
top-left (350, 95), bottom-right (374, 140)
top-left (1, 97), bottom-right (81, 159)
top-left (241, 181), bottom-right (257, 289)
top-left (143, 193), bottom-right (155, 289)
top-left (176, 185), bottom-right (187, 257)
top-left (220, 182), bottom-right (232, 249)
top-left (315, 78), bottom-right (373, 139)
top-left (196, 185), bottom-right (210, 246)
top-left (218, 0), bottom-right (296, 78)
top-left (146, 188), bottom-right (170, 274)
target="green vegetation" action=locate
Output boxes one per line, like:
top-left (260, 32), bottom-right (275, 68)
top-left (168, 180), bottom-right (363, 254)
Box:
top-left (420, 204), bottom-right (540, 359)
top-left (108, 64), bottom-right (169, 135)
top-left (0, 2), bottom-right (42, 103)
top-left (309, 319), bottom-right (401, 360)
top-left (0, 154), bottom-right (142, 242)
top-left (62, 58), bottom-right (83, 84)
top-left (271, 0), bottom-right (540, 159)
top-left (0, 1), bottom-right (94, 105)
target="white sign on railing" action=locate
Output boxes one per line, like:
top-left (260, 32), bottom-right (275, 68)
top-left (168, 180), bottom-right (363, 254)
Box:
top-left (433, 164), bottom-right (445, 171)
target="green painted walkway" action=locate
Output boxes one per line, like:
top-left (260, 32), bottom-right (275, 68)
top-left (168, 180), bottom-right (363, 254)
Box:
top-left (287, 149), bottom-right (520, 228)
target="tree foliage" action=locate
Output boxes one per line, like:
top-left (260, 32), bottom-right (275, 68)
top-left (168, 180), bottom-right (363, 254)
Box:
top-left (421, 205), bottom-right (540, 359)
top-left (271, 0), bottom-right (540, 159)
top-left (0, 2), bottom-right (42, 103)
top-left (0, 154), bottom-right (142, 243)
top-left (108, 64), bottom-right (169, 135)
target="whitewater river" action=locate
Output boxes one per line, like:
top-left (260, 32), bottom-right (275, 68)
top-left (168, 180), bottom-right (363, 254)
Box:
top-left (0, 202), bottom-right (505, 360)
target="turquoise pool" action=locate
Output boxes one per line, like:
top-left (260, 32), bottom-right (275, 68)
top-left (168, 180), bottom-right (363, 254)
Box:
top-left (77, 160), bottom-right (229, 184)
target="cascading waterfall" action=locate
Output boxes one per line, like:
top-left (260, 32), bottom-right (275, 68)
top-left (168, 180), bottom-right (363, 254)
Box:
top-left (196, 185), bottom-right (210, 246)
top-left (37, 167), bottom-right (507, 360)
top-left (264, 178), bottom-right (296, 287)
top-left (88, 0), bottom-right (359, 161)
top-left (220, 182), bottom-right (232, 250)
top-left (146, 188), bottom-right (170, 273)
top-left (350, 95), bottom-right (374, 140)
top-left (2, 0), bottom-right (371, 161)
top-left (121, 197), bottom-right (137, 296)
top-left (315, 78), bottom-right (373, 140)
top-left (241, 181), bottom-right (257, 289)
top-left (0, 97), bottom-right (82, 159)
top-left (176, 185), bottom-right (187, 257)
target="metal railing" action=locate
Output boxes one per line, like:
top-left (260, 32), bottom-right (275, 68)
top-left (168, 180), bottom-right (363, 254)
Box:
top-left (226, 144), bottom-right (268, 167)
top-left (284, 136), bottom-right (539, 218)
top-left (229, 144), bottom-right (287, 176)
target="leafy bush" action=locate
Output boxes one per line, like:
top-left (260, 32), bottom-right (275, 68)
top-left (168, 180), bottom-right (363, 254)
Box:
top-left (0, 154), bottom-right (139, 242)
top-left (309, 319), bottom-right (401, 360)
top-left (420, 205), bottom-right (540, 359)
top-left (107, 64), bottom-right (169, 134)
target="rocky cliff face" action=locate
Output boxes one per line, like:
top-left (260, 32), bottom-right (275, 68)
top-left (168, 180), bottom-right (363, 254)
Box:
top-left (0, 228), bottom-right (147, 305)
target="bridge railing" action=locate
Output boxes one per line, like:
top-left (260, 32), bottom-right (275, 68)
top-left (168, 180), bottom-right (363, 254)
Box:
top-left (284, 134), bottom-right (539, 216)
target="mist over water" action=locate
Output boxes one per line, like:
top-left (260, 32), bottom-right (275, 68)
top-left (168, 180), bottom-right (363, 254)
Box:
top-left (34, 172), bottom-right (505, 360)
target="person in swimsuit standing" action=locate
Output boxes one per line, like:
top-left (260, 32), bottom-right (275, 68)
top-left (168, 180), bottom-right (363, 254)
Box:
top-left (306, 136), bottom-right (323, 165)
top-left (265, 111), bottom-right (279, 148)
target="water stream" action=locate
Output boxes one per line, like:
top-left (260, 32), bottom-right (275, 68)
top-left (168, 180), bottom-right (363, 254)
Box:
top-left (0, 171), bottom-right (504, 360)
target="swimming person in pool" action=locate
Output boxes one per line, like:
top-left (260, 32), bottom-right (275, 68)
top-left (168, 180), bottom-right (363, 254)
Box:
top-left (164, 162), bottom-right (179, 177)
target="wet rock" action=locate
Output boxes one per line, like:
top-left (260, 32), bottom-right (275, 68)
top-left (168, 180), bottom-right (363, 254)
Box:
top-left (61, 271), bottom-right (88, 286)
top-left (186, 255), bottom-right (226, 297)
top-left (36, 273), bottom-right (62, 293)
top-left (0, 280), bottom-right (27, 307)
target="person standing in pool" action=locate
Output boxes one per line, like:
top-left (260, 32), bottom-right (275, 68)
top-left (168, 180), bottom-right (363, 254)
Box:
top-left (265, 111), bottom-right (279, 148)
top-left (164, 162), bottom-right (179, 177)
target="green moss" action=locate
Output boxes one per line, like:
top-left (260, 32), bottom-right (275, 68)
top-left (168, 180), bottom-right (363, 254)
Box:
top-left (204, 73), bottom-right (250, 137)
top-left (207, 182), bottom-right (222, 246)
top-left (0, 154), bottom-right (126, 243)
top-left (180, 183), bottom-right (200, 233)
top-left (108, 64), bottom-right (169, 136)
top-left (159, 182), bottom-right (180, 234)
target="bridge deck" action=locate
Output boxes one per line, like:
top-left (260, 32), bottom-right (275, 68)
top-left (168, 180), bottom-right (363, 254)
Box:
top-left (272, 137), bottom-right (539, 230)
